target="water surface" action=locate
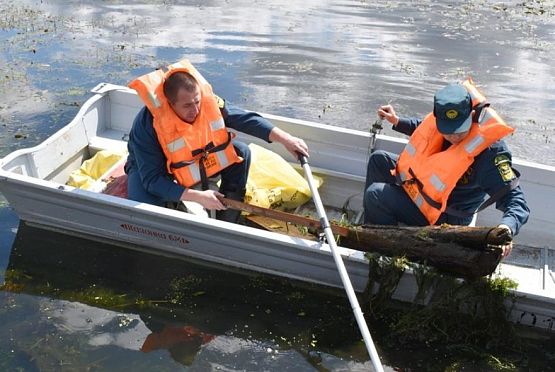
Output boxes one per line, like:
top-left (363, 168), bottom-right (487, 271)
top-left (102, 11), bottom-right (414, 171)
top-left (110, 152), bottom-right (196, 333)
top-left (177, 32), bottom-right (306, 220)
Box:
top-left (1, 1), bottom-right (555, 370)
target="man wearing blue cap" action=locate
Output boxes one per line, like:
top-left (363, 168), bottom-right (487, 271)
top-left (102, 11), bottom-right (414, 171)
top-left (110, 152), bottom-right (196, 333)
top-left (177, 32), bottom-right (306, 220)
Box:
top-left (363, 80), bottom-right (529, 258)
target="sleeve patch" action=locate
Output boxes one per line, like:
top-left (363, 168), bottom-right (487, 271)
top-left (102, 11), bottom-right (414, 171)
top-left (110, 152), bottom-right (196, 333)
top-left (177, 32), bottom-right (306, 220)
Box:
top-left (495, 155), bottom-right (515, 182)
top-left (214, 94), bottom-right (225, 109)
top-left (494, 154), bottom-right (510, 166)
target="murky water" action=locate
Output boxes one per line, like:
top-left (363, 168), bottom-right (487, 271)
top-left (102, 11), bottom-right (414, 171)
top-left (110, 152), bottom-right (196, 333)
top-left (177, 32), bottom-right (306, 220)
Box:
top-left (1, 0), bottom-right (555, 370)
top-left (3, 224), bottom-right (374, 371)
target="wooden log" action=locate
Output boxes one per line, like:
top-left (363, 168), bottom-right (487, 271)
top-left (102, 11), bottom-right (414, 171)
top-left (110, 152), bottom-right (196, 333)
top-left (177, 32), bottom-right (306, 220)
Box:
top-left (219, 197), bottom-right (509, 278)
top-left (217, 196), bottom-right (350, 237)
top-left (349, 224), bottom-right (511, 250)
top-left (342, 225), bottom-right (507, 278)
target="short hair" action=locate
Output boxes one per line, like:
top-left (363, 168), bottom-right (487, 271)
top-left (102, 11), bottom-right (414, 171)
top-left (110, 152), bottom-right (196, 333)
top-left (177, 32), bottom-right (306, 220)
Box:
top-left (163, 72), bottom-right (199, 104)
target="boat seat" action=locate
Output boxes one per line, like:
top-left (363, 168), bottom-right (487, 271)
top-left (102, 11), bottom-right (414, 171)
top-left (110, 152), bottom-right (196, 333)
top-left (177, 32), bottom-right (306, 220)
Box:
top-left (88, 130), bottom-right (129, 155)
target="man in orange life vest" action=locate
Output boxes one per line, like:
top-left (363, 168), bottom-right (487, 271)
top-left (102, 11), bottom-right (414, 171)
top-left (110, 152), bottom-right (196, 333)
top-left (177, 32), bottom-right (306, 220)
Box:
top-left (363, 80), bottom-right (529, 258)
top-left (125, 60), bottom-right (308, 222)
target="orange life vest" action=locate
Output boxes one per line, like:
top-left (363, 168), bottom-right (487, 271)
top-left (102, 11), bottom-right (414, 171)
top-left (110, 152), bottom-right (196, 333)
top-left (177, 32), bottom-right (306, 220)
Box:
top-left (395, 79), bottom-right (514, 224)
top-left (129, 59), bottom-right (242, 188)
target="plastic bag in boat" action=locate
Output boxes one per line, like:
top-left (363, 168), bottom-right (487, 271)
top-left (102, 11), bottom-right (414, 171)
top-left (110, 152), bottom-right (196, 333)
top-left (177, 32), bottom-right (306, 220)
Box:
top-left (66, 150), bottom-right (125, 190)
top-left (245, 143), bottom-right (322, 210)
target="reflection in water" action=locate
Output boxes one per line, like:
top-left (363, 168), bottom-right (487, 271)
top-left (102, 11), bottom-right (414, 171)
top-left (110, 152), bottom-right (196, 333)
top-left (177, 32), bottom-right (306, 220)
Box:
top-left (1, 223), bottom-right (372, 371)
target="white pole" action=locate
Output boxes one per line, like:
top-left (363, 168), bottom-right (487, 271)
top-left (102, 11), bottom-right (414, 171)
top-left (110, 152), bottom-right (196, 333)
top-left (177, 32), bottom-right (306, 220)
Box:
top-left (299, 155), bottom-right (384, 372)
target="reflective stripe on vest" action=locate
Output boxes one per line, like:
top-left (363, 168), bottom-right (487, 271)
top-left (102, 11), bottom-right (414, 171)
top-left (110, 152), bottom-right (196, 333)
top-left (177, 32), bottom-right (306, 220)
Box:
top-left (405, 142), bottom-right (416, 156)
top-left (188, 163), bottom-right (201, 184)
top-left (216, 150), bottom-right (229, 168)
top-left (429, 174), bottom-right (446, 193)
top-left (149, 91), bottom-right (162, 109)
top-left (210, 118), bottom-right (225, 131)
top-left (415, 194), bottom-right (424, 208)
top-left (464, 134), bottom-right (485, 154)
top-left (167, 137), bottom-right (186, 153)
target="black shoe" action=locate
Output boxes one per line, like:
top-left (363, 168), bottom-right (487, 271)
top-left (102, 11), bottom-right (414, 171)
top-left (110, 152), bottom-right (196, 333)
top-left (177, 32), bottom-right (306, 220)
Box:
top-left (216, 208), bottom-right (242, 223)
top-left (216, 189), bottom-right (245, 223)
top-left (165, 201), bottom-right (188, 212)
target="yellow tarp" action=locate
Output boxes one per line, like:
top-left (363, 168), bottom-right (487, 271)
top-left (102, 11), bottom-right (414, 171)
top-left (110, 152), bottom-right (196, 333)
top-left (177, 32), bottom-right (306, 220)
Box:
top-left (66, 150), bottom-right (126, 190)
top-left (245, 143), bottom-right (322, 210)
top-left (67, 145), bottom-right (320, 209)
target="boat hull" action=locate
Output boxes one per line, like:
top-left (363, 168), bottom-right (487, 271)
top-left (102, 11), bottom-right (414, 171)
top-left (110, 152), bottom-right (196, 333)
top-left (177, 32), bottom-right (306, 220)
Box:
top-left (1, 83), bottom-right (554, 332)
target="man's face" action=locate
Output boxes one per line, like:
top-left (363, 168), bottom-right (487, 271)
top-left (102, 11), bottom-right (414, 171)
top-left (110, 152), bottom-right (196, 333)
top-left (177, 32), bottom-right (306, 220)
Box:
top-left (170, 85), bottom-right (201, 123)
top-left (442, 130), bottom-right (470, 144)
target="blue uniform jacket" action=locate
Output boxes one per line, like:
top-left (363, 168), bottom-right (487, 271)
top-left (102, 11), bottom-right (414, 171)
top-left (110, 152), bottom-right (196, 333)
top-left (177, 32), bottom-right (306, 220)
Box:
top-left (125, 100), bottom-right (274, 203)
top-left (395, 117), bottom-right (530, 235)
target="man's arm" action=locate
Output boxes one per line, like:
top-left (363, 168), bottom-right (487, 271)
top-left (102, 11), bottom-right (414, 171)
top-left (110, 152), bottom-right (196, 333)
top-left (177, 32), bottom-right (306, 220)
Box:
top-left (220, 98), bottom-right (308, 157)
top-left (267, 127), bottom-right (309, 157)
top-left (476, 143), bottom-right (530, 236)
top-left (377, 104), bottom-right (421, 136)
top-left (394, 117), bottom-right (422, 136)
top-left (128, 108), bottom-right (186, 202)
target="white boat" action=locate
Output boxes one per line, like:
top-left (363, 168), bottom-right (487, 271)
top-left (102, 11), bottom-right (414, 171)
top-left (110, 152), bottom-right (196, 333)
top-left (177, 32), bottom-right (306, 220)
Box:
top-left (1, 83), bottom-right (554, 332)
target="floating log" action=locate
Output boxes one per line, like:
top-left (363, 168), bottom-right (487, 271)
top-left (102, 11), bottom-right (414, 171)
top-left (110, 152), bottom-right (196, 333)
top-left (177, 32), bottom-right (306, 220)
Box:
top-left (220, 197), bottom-right (509, 278)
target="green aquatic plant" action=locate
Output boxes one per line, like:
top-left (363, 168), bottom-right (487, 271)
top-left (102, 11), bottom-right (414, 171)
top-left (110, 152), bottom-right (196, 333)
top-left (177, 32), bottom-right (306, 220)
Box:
top-left (1, 270), bottom-right (149, 309)
top-left (0, 269), bottom-right (33, 293)
top-left (360, 253), bottom-right (528, 369)
top-left (389, 275), bottom-right (518, 346)
top-left (286, 291), bottom-right (305, 302)
top-left (167, 275), bottom-right (204, 305)
top-left (1, 269), bottom-right (179, 311)
top-left (296, 224), bottom-right (309, 236)
top-left (363, 253), bottom-right (408, 313)
top-left (410, 261), bottom-right (442, 304)
top-left (64, 285), bottom-right (132, 308)
top-left (332, 213), bottom-right (351, 228)
top-left (329, 213), bottom-right (354, 244)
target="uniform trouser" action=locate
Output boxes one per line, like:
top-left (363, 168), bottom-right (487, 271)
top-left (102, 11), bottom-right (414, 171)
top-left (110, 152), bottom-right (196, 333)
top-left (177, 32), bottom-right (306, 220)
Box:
top-left (127, 141), bottom-right (251, 207)
top-left (217, 140), bottom-right (251, 196)
top-left (363, 150), bottom-right (471, 226)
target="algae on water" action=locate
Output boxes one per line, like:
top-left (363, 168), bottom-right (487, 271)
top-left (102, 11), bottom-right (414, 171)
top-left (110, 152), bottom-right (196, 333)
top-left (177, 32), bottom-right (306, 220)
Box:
top-left (362, 253), bottom-right (525, 370)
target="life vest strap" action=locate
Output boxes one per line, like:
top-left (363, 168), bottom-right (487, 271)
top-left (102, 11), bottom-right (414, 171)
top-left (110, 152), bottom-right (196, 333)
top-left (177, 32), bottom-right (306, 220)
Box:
top-left (472, 101), bottom-right (490, 124)
top-left (169, 131), bottom-right (234, 190)
top-left (407, 168), bottom-right (443, 210)
top-left (192, 142), bottom-right (216, 157)
top-left (170, 159), bottom-right (196, 169)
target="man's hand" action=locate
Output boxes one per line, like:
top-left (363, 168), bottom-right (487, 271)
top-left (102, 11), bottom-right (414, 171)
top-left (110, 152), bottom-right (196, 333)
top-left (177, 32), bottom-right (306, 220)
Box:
top-left (488, 224), bottom-right (513, 258)
top-left (377, 104), bottom-right (399, 126)
top-left (497, 224), bottom-right (513, 258)
top-left (180, 189), bottom-right (226, 210)
top-left (269, 127), bottom-right (309, 158)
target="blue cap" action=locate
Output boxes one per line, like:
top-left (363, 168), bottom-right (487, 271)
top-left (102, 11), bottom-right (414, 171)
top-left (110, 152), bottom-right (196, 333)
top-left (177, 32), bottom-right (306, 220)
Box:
top-left (433, 83), bottom-right (472, 134)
